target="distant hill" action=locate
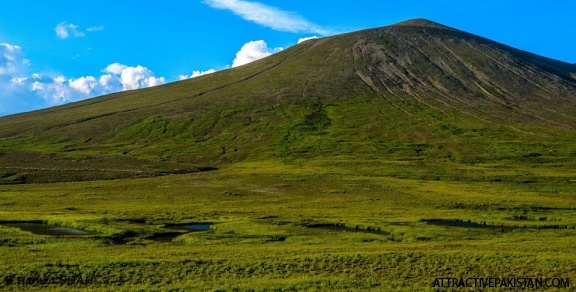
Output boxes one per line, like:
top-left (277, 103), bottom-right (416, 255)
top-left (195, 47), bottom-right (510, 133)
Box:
top-left (1, 19), bottom-right (575, 183)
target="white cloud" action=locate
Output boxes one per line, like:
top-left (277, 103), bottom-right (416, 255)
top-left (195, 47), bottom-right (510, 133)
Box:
top-left (29, 64), bottom-right (166, 103)
top-left (0, 43), bottom-right (28, 75)
top-left (204, 0), bottom-right (331, 35)
top-left (102, 63), bottom-right (128, 75)
top-left (86, 25), bottom-right (105, 32)
top-left (298, 36), bottom-right (318, 44)
top-left (119, 65), bottom-right (165, 90)
top-left (99, 74), bottom-right (121, 92)
top-left (31, 75), bottom-right (73, 104)
top-left (1, 43), bottom-right (32, 112)
top-left (0, 42), bottom-right (168, 115)
top-left (179, 69), bottom-right (217, 80)
top-left (191, 69), bottom-right (216, 78)
top-left (11, 77), bottom-right (28, 85)
top-left (55, 22), bottom-right (85, 39)
top-left (232, 40), bottom-right (282, 67)
top-left (69, 76), bottom-right (98, 94)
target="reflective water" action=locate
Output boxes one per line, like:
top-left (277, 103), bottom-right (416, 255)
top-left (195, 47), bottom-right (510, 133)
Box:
top-left (306, 223), bottom-right (388, 235)
top-left (164, 223), bottom-right (212, 231)
top-left (148, 223), bottom-right (212, 242)
top-left (1, 222), bottom-right (97, 235)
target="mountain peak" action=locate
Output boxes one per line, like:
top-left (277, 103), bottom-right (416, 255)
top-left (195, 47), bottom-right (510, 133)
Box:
top-left (391, 18), bottom-right (454, 30)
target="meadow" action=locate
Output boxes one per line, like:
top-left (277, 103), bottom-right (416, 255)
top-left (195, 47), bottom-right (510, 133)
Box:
top-left (1, 157), bottom-right (575, 291)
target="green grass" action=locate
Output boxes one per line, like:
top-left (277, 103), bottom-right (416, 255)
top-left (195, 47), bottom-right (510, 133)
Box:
top-left (1, 163), bottom-right (575, 291)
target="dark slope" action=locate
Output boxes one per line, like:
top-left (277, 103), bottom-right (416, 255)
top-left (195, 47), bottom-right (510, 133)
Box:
top-left (0, 19), bottom-right (575, 182)
top-left (352, 19), bottom-right (576, 128)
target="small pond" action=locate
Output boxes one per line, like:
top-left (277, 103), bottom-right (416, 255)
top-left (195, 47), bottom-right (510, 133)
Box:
top-left (422, 219), bottom-right (575, 230)
top-left (424, 219), bottom-right (490, 228)
top-left (0, 222), bottom-right (97, 236)
top-left (163, 223), bottom-right (212, 232)
top-left (306, 223), bottom-right (388, 235)
top-left (147, 223), bottom-right (213, 242)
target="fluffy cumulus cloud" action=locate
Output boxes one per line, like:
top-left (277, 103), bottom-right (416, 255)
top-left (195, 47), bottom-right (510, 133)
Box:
top-left (204, 0), bottom-right (331, 35)
top-left (102, 63), bottom-right (166, 90)
top-left (1, 46), bottom-right (166, 112)
top-left (179, 69), bottom-right (216, 80)
top-left (180, 38), bottom-right (289, 77)
top-left (232, 40), bottom-right (282, 67)
top-left (25, 64), bottom-right (165, 105)
top-left (0, 42), bottom-right (169, 115)
top-left (30, 74), bottom-right (73, 104)
top-left (69, 76), bottom-right (98, 94)
top-left (298, 36), bottom-right (318, 44)
top-left (192, 69), bottom-right (217, 78)
top-left (102, 63), bottom-right (128, 75)
top-left (55, 22), bottom-right (85, 39)
top-left (119, 65), bottom-right (165, 90)
top-left (98, 74), bottom-right (122, 92)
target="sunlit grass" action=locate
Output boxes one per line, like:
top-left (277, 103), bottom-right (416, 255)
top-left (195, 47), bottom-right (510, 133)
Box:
top-left (1, 162), bottom-right (575, 290)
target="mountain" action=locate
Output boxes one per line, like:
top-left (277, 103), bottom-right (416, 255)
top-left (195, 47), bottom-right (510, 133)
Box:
top-left (1, 19), bottom-right (575, 183)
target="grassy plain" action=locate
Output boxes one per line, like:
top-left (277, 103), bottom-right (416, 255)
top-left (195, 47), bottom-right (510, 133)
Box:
top-left (1, 157), bottom-right (576, 291)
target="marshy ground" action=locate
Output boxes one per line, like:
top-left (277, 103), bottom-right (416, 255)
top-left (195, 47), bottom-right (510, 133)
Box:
top-left (1, 161), bottom-right (575, 291)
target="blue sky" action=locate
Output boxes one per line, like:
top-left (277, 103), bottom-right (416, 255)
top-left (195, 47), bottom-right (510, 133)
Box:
top-left (0, 0), bottom-right (574, 116)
